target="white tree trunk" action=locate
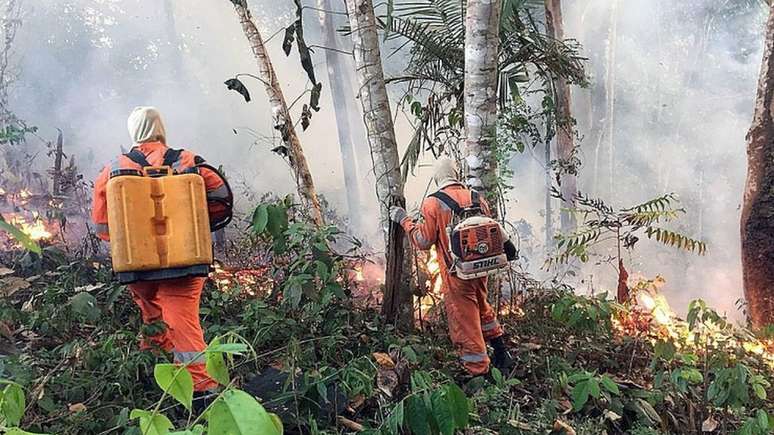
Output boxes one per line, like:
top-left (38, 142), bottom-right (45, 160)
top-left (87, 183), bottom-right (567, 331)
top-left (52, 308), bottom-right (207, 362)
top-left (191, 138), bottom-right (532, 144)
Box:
top-left (345, 0), bottom-right (411, 326)
top-left (464, 0), bottom-right (501, 202)
top-left (232, 1), bottom-right (324, 226)
top-left (318, 0), bottom-right (363, 232)
top-left (544, 0), bottom-right (577, 232)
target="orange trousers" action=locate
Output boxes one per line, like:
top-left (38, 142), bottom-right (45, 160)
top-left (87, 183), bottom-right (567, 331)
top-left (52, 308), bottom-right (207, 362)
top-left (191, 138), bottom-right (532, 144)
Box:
top-left (128, 277), bottom-right (218, 392)
top-left (442, 273), bottom-right (504, 375)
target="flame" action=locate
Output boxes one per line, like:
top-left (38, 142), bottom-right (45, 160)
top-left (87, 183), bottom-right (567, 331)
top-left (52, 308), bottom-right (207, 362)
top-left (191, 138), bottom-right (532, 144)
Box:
top-left (418, 246), bottom-right (444, 317)
top-left (8, 214), bottom-right (54, 241)
top-left (354, 266), bottom-right (365, 282)
top-left (639, 292), bottom-right (673, 326)
top-left (617, 277), bottom-right (774, 368)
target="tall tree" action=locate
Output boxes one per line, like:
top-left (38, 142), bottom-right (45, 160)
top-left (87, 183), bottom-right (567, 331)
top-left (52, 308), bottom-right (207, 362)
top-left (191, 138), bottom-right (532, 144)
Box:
top-left (230, 0), bottom-right (324, 226)
top-left (463, 0), bottom-right (502, 202)
top-left (544, 0), bottom-right (577, 231)
top-left (741, 3), bottom-right (774, 329)
top-left (318, 0), bottom-right (363, 232)
top-left (345, 0), bottom-right (411, 326)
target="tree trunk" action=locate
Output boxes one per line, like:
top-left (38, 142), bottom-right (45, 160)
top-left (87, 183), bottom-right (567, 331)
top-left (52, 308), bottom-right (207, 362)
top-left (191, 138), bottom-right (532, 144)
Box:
top-left (605, 0), bottom-right (618, 200)
top-left (544, 0), bottom-right (576, 232)
top-left (545, 140), bottom-right (554, 250)
top-left (741, 4), bottom-right (774, 329)
top-left (319, 0), bottom-right (363, 232)
top-left (463, 0), bottom-right (502, 203)
top-left (51, 129), bottom-right (63, 196)
top-left (345, 0), bottom-right (411, 327)
top-left (231, 1), bottom-right (324, 226)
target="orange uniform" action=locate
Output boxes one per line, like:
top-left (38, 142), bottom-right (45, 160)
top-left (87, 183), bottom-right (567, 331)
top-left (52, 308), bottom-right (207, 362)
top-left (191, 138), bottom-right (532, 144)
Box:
top-left (401, 183), bottom-right (504, 375)
top-left (92, 141), bottom-right (225, 392)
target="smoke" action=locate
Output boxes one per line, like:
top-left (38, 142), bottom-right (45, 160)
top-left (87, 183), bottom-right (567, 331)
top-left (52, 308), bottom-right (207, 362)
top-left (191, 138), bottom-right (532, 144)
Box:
top-left (6, 0), bottom-right (768, 319)
top-left (9, 0), bottom-right (376, 229)
top-left (559, 0), bottom-right (765, 320)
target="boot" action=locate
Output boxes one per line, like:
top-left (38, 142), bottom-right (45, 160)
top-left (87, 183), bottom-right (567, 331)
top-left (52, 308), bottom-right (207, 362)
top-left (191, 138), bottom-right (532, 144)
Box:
top-left (489, 336), bottom-right (514, 372)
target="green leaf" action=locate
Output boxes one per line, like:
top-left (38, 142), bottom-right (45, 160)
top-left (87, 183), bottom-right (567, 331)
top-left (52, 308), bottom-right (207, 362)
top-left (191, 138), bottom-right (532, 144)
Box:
top-left (491, 367), bottom-right (504, 388)
top-left (430, 389), bottom-right (454, 435)
top-left (571, 381), bottom-right (591, 411)
top-left (169, 426), bottom-right (204, 435)
top-left (206, 338), bottom-right (230, 386)
top-left (753, 383), bottom-right (767, 400)
top-left (0, 383), bottom-right (25, 427)
top-left (405, 395), bottom-right (431, 435)
top-left (69, 292), bottom-right (101, 323)
top-left (207, 389), bottom-right (280, 435)
top-left (600, 376), bottom-right (620, 395)
top-left (251, 205), bottom-right (269, 234)
top-left (266, 205), bottom-right (288, 240)
top-left (587, 378), bottom-right (601, 398)
top-left (154, 364), bottom-right (194, 411)
top-left (269, 413), bottom-right (283, 433)
top-left (566, 372), bottom-right (590, 383)
top-left (681, 368), bottom-right (704, 385)
top-left (5, 428), bottom-right (52, 435)
top-left (756, 409), bottom-right (770, 430)
top-left (130, 409), bottom-right (174, 435)
top-left (387, 401), bottom-right (404, 435)
top-left (205, 342), bottom-right (248, 355)
top-left (0, 215), bottom-right (41, 254)
top-left (445, 383), bottom-right (469, 428)
top-left (654, 340), bottom-right (676, 360)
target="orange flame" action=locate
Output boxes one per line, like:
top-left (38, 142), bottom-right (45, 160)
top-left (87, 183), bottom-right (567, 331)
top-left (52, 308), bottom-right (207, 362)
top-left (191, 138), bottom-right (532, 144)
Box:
top-left (418, 246), bottom-right (444, 316)
top-left (618, 277), bottom-right (774, 368)
top-left (8, 214), bottom-right (54, 241)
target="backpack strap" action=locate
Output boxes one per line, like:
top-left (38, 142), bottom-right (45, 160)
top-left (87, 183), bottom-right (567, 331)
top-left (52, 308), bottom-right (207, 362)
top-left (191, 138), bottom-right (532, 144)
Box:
top-left (429, 191), bottom-right (463, 215)
top-left (428, 190), bottom-right (460, 269)
top-left (125, 148), bottom-right (151, 168)
top-left (470, 190), bottom-right (481, 208)
top-left (163, 148), bottom-right (183, 168)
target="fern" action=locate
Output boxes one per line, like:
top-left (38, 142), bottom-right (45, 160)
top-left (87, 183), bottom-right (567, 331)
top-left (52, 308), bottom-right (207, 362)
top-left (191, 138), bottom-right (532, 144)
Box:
top-left (547, 193), bottom-right (707, 268)
top-left (646, 227), bottom-right (707, 255)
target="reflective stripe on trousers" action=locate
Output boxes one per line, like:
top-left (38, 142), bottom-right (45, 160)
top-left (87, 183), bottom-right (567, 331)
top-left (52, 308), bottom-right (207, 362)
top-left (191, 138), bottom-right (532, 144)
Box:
top-left (460, 352), bottom-right (488, 363)
top-left (481, 320), bottom-right (499, 332)
top-left (174, 350), bottom-right (206, 365)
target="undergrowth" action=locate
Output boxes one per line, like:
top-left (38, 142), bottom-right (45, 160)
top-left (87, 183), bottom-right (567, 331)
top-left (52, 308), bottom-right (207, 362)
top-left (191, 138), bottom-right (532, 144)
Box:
top-left (0, 203), bottom-right (773, 434)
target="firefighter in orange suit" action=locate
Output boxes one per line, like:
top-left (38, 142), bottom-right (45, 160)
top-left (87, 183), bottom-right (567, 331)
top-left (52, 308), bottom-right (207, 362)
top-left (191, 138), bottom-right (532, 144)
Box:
top-left (390, 159), bottom-right (511, 376)
top-left (91, 107), bottom-right (230, 398)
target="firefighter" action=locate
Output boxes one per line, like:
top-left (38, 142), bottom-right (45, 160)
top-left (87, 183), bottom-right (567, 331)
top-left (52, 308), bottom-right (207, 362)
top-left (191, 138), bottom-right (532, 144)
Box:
top-left (390, 158), bottom-right (512, 377)
top-left (91, 107), bottom-right (230, 407)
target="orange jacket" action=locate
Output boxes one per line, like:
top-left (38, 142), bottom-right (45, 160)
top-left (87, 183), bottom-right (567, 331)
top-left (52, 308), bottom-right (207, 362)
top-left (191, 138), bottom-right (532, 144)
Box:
top-left (91, 141), bottom-right (226, 241)
top-left (400, 183), bottom-right (492, 275)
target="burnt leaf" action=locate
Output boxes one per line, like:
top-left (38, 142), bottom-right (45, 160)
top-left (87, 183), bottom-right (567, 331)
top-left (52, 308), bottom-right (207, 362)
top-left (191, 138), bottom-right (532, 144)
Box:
top-left (271, 145), bottom-right (289, 158)
top-left (282, 24), bottom-right (296, 56)
top-left (301, 104), bottom-right (312, 131)
top-left (229, 0), bottom-right (247, 7)
top-left (292, 0), bottom-right (318, 85)
top-left (309, 83), bottom-right (323, 112)
top-left (224, 78), bottom-right (251, 102)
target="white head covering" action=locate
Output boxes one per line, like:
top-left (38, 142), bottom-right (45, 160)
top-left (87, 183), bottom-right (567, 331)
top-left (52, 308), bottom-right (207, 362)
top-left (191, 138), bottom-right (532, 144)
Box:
top-left (127, 106), bottom-right (166, 144)
top-left (432, 158), bottom-right (462, 189)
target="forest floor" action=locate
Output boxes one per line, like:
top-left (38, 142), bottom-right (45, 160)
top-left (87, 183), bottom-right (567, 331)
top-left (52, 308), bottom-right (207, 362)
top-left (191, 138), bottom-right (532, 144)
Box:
top-left (1, 241), bottom-right (773, 435)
